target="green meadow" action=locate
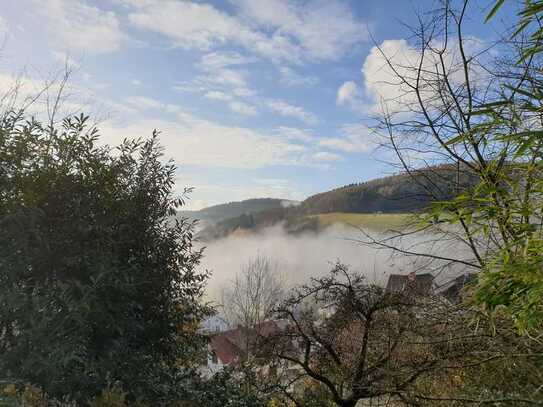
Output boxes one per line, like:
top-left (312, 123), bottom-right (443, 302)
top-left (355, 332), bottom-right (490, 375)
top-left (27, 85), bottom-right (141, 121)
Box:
top-left (313, 212), bottom-right (413, 231)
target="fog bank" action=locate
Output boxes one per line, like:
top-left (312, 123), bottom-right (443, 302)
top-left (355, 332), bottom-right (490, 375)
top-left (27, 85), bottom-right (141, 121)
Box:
top-left (199, 224), bottom-right (466, 301)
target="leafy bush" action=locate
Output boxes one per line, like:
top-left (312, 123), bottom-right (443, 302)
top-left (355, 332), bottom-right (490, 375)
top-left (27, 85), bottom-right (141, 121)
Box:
top-left (0, 112), bottom-right (211, 403)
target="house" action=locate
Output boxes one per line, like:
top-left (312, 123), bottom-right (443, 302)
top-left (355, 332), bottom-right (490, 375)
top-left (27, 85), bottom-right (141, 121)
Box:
top-left (385, 271), bottom-right (478, 304)
top-left (385, 272), bottom-right (434, 295)
top-left (199, 320), bottom-right (286, 378)
top-left (438, 273), bottom-right (477, 304)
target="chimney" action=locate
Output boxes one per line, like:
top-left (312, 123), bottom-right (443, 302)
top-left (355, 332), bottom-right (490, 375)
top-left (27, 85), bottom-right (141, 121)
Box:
top-left (407, 272), bottom-right (416, 281)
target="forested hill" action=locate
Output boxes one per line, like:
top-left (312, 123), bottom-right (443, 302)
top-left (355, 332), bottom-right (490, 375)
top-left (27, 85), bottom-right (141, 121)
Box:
top-left (178, 198), bottom-right (297, 225)
top-left (195, 166), bottom-right (472, 240)
top-left (300, 168), bottom-right (461, 214)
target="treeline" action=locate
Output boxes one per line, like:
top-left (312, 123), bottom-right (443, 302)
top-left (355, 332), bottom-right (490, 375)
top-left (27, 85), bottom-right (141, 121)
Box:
top-left (300, 164), bottom-right (477, 214)
top-left (179, 198), bottom-right (289, 225)
top-left (197, 165), bottom-right (477, 240)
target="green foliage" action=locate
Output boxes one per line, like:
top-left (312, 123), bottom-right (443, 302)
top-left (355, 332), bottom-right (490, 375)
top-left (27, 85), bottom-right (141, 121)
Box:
top-left (189, 368), bottom-right (267, 407)
top-left (294, 381), bottom-right (336, 407)
top-left (487, 0), bottom-right (543, 61)
top-left (0, 383), bottom-right (76, 407)
top-left (436, 0), bottom-right (543, 332)
top-left (0, 112), bottom-right (211, 402)
top-left (434, 312), bottom-right (543, 405)
top-left (88, 382), bottom-right (149, 407)
top-left (476, 237), bottom-right (543, 333)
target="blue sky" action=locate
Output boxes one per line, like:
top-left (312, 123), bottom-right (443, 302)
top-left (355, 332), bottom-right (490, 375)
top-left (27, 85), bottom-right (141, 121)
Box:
top-left (0, 0), bottom-right (511, 209)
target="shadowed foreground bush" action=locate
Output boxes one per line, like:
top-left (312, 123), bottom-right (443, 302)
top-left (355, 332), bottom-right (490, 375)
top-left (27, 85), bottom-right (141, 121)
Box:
top-left (0, 113), bottom-right (211, 403)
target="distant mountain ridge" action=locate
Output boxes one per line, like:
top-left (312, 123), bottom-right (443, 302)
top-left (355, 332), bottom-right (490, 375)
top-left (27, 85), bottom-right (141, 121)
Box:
top-left (178, 198), bottom-right (298, 226)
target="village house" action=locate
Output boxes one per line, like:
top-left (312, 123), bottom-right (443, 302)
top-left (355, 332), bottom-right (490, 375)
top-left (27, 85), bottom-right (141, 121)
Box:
top-left (385, 272), bottom-right (435, 295)
top-left (199, 320), bottom-right (287, 378)
top-left (438, 273), bottom-right (477, 304)
top-left (385, 271), bottom-right (477, 304)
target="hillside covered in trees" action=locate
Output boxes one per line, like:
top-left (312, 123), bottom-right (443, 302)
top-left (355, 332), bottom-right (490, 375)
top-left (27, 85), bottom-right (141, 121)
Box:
top-left (300, 165), bottom-right (471, 214)
top-left (196, 165), bottom-right (476, 240)
top-left (178, 198), bottom-right (296, 226)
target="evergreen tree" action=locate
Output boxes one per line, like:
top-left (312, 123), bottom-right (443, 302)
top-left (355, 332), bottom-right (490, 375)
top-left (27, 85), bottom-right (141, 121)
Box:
top-left (0, 112), bottom-right (211, 403)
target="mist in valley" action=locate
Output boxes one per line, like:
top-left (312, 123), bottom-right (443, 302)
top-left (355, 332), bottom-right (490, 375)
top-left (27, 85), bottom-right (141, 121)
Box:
top-left (199, 223), bottom-right (467, 302)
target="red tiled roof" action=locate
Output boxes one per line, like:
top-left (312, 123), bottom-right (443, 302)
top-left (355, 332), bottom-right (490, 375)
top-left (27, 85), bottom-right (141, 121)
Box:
top-left (209, 320), bottom-right (283, 365)
top-left (210, 334), bottom-right (243, 365)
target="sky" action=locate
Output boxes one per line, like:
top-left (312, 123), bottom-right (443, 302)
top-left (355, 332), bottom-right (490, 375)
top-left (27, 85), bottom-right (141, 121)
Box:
top-left (0, 0), bottom-right (512, 210)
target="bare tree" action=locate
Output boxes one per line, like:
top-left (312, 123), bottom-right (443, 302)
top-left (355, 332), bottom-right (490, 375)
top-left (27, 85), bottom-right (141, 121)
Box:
top-left (221, 254), bottom-right (285, 329)
top-left (355, 0), bottom-right (543, 330)
top-left (258, 264), bottom-right (543, 406)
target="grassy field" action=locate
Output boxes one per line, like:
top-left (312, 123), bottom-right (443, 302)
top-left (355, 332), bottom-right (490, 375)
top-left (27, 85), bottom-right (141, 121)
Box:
top-left (313, 212), bottom-right (413, 231)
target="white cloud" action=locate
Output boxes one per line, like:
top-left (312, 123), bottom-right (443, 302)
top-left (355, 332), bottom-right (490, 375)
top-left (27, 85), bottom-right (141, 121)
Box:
top-left (131, 79), bottom-right (142, 86)
top-left (124, 95), bottom-right (181, 113)
top-left (127, 1), bottom-right (247, 50)
top-left (361, 38), bottom-right (489, 113)
top-left (336, 80), bottom-right (366, 112)
top-left (0, 72), bottom-right (43, 111)
top-left (99, 113), bottom-right (319, 169)
top-left (125, 0), bottom-right (296, 62)
top-left (336, 81), bottom-right (358, 105)
top-left (192, 53), bottom-right (257, 102)
top-left (0, 70), bottom-right (135, 121)
top-left (252, 177), bottom-right (303, 198)
top-left (199, 51), bottom-right (257, 70)
top-left (312, 151), bottom-right (342, 162)
top-left (197, 67), bottom-right (248, 88)
top-left (191, 52), bottom-right (258, 106)
top-left (233, 0), bottom-right (367, 61)
top-left (228, 101), bottom-right (257, 116)
top-left (123, 0), bottom-right (365, 63)
top-left (204, 91), bottom-right (232, 101)
top-left (361, 39), bottom-right (420, 113)
top-left (172, 82), bottom-right (205, 94)
top-left (125, 95), bottom-right (162, 109)
top-left (203, 92), bottom-right (257, 116)
top-left (0, 15), bottom-right (9, 36)
top-left (279, 66), bottom-right (318, 87)
top-left (318, 124), bottom-right (374, 153)
top-left (51, 51), bottom-right (81, 69)
top-left (275, 126), bottom-right (314, 142)
top-left (182, 54), bottom-right (258, 117)
top-left (38, 0), bottom-right (126, 54)
top-left (267, 99), bottom-right (317, 125)
top-left (180, 198), bottom-right (209, 212)
top-left (233, 87), bottom-right (256, 97)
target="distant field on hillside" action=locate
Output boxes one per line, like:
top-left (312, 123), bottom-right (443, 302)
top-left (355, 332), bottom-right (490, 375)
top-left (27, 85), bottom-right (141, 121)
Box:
top-left (314, 212), bottom-right (413, 231)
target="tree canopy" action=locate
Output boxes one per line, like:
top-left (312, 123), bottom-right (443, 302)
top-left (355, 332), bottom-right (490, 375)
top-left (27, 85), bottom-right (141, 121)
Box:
top-left (0, 112), bottom-right (211, 403)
